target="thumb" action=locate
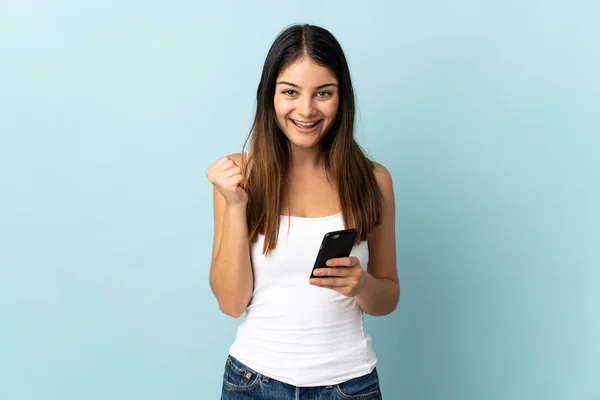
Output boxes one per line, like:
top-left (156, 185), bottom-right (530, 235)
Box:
top-left (235, 182), bottom-right (247, 192)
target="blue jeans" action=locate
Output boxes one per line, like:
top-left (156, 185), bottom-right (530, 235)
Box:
top-left (221, 355), bottom-right (383, 400)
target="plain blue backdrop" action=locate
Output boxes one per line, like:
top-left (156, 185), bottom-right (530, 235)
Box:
top-left (1, 1), bottom-right (598, 399)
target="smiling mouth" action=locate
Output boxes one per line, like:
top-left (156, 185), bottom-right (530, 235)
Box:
top-left (292, 119), bottom-right (322, 128)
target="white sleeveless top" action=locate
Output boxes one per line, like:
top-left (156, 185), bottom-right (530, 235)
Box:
top-left (228, 212), bottom-right (377, 387)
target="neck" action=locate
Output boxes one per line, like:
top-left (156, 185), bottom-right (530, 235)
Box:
top-left (288, 145), bottom-right (324, 172)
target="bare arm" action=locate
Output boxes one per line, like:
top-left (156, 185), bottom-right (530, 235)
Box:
top-left (206, 153), bottom-right (253, 318)
top-left (355, 163), bottom-right (400, 316)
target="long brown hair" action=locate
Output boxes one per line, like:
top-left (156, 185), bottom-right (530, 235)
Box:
top-left (242, 24), bottom-right (383, 255)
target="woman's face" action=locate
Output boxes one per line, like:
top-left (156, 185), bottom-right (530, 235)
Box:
top-left (274, 57), bottom-right (340, 150)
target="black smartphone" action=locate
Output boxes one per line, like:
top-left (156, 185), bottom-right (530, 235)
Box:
top-left (309, 228), bottom-right (358, 279)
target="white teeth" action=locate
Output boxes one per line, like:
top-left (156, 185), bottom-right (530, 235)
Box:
top-left (295, 120), bottom-right (318, 127)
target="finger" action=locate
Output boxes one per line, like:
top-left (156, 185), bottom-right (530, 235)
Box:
top-left (222, 166), bottom-right (242, 178)
top-left (227, 175), bottom-right (244, 190)
top-left (221, 173), bottom-right (243, 188)
top-left (216, 159), bottom-right (236, 172)
top-left (312, 268), bottom-right (349, 277)
top-left (309, 277), bottom-right (346, 287)
top-left (230, 174), bottom-right (244, 186)
top-left (326, 256), bottom-right (359, 267)
top-left (209, 156), bottom-right (230, 171)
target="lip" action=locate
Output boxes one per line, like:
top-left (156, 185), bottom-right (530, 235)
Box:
top-left (290, 119), bottom-right (322, 133)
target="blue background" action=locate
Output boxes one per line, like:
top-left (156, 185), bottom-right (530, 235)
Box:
top-left (1, 1), bottom-right (598, 399)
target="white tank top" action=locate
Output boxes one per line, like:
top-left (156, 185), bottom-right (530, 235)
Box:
top-left (228, 211), bottom-right (377, 387)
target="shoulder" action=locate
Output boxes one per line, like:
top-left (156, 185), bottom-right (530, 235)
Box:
top-left (372, 162), bottom-right (393, 193)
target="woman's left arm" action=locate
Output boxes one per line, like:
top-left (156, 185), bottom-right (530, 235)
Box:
top-left (355, 163), bottom-right (400, 316)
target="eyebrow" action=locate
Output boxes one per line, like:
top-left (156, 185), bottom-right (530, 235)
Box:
top-left (276, 81), bottom-right (338, 89)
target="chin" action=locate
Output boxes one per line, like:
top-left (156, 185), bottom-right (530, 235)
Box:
top-left (288, 138), bottom-right (319, 149)
top-left (286, 130), bottom-right (323, 147)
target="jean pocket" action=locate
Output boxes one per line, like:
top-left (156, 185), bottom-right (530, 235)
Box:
top-left (222, 355), bottom-right (261, 392)
top-left (335, 368), bottom-right (381, 400)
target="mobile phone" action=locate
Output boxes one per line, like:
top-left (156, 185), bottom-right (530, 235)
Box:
top-left (309, 228), bottom-right (358, 279)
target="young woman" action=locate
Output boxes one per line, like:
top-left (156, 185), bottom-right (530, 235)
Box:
top-left (206, 23), bottom-right (399, 400)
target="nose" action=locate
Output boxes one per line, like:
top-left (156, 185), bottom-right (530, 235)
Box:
top-left (297, 94), bottom-right (317, 118)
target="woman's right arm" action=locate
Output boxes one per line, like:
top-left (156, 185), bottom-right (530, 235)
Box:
top-left (206, 153), bottom-right (253, 318)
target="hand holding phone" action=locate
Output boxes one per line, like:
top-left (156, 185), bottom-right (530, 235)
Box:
top-left (309, 228), bottom-right (358, 279)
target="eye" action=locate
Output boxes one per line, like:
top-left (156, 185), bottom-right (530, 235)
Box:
top-left (282, 89), bottom-right (298, 96)
top-left (316, 91), bottom-right (333, 98)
